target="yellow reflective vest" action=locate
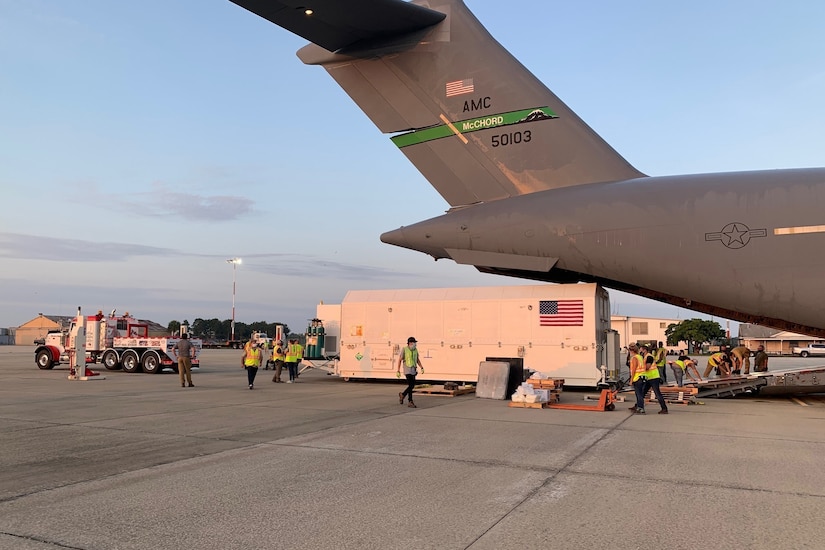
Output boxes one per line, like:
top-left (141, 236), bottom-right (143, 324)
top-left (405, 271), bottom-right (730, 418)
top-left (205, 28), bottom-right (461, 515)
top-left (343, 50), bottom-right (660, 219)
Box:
top-left (643, 353), bottom-right (661, 380)
top-left (286, 343), bottom-right (303, 362)
top-left (631, 354), bottom-right (645, 382)
top-left (403, 347), bottom-right (419, 367)
top-left (654, 347), bottom-right (667, 367)
top-left (633, 353), bottom-right (660, 382)
top-left (244, 347), bottom-right (262, 367)
top-left (708, 352), bottom-right (726, 367)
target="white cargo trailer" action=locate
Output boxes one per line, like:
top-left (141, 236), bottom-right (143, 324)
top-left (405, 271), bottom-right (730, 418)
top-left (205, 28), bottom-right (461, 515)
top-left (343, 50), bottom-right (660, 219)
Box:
top-left (315, 284), bottom-right (619, 387)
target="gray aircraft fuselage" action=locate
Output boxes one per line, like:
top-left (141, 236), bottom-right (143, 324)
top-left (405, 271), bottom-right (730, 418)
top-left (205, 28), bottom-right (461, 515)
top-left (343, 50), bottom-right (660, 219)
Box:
top-left (229, 0), bottom-right (825, 338)
top-left (382, 168), bottom-right (825, 337)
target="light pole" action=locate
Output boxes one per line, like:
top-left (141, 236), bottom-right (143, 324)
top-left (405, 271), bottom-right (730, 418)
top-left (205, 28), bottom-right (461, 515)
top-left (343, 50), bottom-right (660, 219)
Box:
top-left (226, 258), bottom-right (242, 341)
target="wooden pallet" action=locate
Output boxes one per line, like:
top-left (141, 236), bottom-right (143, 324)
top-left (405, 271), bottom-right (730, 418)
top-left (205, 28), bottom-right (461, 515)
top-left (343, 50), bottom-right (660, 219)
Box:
top-left (413, 385), bottom-right (476, 397)
top-left (661, 386), bottom-right (699, 395)
top-left (646, 386), bottom-right (698, 405)
top-left (508, 401), bottom-right (552, 409)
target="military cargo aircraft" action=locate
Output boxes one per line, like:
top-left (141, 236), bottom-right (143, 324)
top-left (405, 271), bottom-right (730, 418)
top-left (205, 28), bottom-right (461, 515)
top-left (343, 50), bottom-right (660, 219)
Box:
top-left (230, 0), bottom-right (825, 338)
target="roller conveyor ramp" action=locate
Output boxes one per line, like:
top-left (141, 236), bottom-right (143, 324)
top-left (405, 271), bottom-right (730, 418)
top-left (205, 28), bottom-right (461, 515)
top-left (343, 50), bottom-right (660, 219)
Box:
top-left (694, 366), bottom-right (825, 398)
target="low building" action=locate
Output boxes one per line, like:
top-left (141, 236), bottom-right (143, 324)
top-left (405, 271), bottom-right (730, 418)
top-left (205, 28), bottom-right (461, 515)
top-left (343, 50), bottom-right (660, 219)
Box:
top-left (611, 315), bottom-right (689, 352)
top-left (15, 314), bottom-right (73, 345)
top-left (739, 324), bottom-right (823, 355)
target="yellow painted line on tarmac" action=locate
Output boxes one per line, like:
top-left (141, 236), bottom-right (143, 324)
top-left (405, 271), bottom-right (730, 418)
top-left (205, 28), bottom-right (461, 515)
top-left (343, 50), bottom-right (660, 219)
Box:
top-left (791, 397), bottom-right (809, 407)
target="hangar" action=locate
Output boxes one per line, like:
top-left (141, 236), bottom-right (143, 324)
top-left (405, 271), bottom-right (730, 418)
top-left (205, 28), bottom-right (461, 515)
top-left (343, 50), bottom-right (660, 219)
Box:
top-left (14, 314), bottom-right (73, 346)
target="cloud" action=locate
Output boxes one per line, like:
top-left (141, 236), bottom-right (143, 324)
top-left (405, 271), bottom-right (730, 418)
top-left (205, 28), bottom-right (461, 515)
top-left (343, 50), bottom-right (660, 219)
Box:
top-left (0, 233), bottom-right (411, 284)
top-left (0, 232), bottom-right (178, 262)
top-left (70, 181), bottom-right (255, 222)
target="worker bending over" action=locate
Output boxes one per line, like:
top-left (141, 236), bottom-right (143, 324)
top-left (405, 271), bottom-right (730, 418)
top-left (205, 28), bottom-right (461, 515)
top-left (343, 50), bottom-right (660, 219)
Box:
top-left (668, 355), bottom-right (702, 386)
top-left (703, 351), bottom-right (731, 378)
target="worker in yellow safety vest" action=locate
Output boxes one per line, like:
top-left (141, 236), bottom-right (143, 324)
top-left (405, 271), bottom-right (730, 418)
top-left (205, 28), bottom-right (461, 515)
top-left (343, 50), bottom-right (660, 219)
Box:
top-left (396, 336), bottom-right (424, 408)
top-left (285, 339), bottom-right (304, 383)
top-left (241, 341), bottom-right (263, 390)
top-left (668, 355), bottom-right (703, 387)
top-left (653, 341), bottom-right (668, 383)
top-left (270, 340), bottom-right (286, 383)
top-left (629, 344), bottom-right (668, 415)
top-left (703, 352), bottom-right (731, 378)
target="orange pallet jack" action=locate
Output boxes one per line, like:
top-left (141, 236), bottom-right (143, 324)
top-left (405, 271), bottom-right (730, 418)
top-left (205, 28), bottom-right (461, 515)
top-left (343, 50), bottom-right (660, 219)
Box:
top-left (548, 389), bottom-right (617, 412)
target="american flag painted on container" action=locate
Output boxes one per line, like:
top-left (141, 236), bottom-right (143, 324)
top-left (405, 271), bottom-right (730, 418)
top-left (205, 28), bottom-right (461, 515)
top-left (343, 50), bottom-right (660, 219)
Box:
top-left (446, 78), bottom-right (474, 97)
top-left (539, 300), bottom-right (584, 326)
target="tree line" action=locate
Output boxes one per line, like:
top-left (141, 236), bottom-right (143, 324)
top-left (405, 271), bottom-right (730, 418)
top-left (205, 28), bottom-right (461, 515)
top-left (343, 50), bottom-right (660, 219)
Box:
top-left (664, 318), bottom-right (727, 353)
top-left (166, 319), bottom-right (292, 341)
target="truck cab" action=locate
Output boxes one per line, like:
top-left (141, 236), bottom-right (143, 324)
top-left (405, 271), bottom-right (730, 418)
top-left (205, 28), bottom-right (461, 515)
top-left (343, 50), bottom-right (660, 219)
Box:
top-left (251, 332), bottom-right (272, 348)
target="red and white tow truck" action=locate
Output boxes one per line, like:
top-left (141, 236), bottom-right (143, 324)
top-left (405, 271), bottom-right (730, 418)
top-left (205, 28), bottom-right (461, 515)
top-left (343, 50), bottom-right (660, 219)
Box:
top-left (34, 310), bottom-right (201, 374)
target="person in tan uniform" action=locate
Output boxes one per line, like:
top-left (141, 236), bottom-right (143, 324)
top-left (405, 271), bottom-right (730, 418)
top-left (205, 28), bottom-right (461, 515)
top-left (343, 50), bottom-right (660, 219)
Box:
top-left (730, 345), bottom-right (751, 375)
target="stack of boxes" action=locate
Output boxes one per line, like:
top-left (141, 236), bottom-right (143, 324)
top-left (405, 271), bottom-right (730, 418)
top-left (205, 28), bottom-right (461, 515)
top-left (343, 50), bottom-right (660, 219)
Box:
top-left (525, 376), bottom-right (564, 404)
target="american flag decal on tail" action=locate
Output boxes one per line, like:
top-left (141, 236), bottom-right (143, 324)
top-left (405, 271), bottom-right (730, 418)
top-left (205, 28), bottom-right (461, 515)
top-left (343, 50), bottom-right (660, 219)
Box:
top-left (539, 300), bottom-right (584, 326)
top-left (446, 78), bottom-right (474, 97)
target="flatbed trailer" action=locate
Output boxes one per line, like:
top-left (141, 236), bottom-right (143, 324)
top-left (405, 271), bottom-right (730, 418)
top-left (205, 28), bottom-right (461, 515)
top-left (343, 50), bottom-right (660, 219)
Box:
top-left (202, 340), bottom-right (244, 349)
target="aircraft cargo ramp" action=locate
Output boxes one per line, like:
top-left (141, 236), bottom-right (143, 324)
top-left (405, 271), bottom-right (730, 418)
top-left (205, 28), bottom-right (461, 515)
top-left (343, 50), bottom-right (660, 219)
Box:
top-left (695, 366), bottom-right (825, 398)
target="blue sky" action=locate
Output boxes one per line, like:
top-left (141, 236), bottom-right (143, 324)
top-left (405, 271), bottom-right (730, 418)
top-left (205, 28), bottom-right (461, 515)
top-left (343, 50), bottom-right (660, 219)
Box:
top-left (2, 0), bottom-right (824, 335)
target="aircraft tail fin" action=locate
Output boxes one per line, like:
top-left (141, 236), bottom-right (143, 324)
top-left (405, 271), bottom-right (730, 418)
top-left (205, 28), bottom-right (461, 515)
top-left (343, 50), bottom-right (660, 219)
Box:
top-left (232, 0), bottom-right (646, 207)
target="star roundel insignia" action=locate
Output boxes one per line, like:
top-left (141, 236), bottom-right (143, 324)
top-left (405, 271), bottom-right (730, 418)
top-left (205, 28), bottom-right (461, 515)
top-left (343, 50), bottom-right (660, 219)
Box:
top-left (705, 223), bottom-right (768, 249)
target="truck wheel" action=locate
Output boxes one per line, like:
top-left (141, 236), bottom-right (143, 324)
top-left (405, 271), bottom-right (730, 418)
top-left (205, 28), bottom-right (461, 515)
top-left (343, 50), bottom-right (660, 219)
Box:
top-left (801, 351), bottom-right (810, 358)
top-left (141, 351), bottom-right (161, 374)
top-left (36, 349), bottom-right (54, 370)
top-left (102, 349), bottom-right (121, 370)
top-left (121, 350), bottom-right (140, 373)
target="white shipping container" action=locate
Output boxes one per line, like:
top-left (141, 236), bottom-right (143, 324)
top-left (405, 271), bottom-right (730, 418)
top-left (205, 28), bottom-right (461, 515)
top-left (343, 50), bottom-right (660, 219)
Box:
top-left (317, 284), bottom-right (619, 387)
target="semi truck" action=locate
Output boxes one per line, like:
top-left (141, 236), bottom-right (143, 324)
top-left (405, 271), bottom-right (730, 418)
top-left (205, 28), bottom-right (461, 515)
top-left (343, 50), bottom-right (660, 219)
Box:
top-left (34, 310), bottom-right (201, 374)
top-left (312, 284), bottom-right (620, 387)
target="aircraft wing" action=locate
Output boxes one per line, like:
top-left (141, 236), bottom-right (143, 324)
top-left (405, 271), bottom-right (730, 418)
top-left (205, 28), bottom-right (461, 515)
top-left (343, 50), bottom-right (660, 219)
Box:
top-left (228, 0), bottom-right (446, 53)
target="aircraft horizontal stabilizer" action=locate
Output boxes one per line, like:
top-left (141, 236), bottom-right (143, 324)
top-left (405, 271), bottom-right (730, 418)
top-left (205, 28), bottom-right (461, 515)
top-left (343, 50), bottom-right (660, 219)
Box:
top-left (228, 0), bottom-right (446, 53)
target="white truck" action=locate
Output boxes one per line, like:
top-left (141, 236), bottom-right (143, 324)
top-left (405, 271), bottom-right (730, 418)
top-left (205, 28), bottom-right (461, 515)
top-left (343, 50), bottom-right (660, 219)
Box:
top-left (313, 283), bottom-right (620, 387)
top-left (791, 343), bottom-right (825, 357)
top-left (34, 311), bottom-right (201, 374)
top-left (251, 332), bottom-right (272, 347)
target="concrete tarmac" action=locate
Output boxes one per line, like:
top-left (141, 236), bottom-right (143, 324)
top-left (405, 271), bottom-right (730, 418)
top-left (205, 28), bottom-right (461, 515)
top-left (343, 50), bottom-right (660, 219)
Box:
top-left (1, 347), bottom-right (825, 549)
